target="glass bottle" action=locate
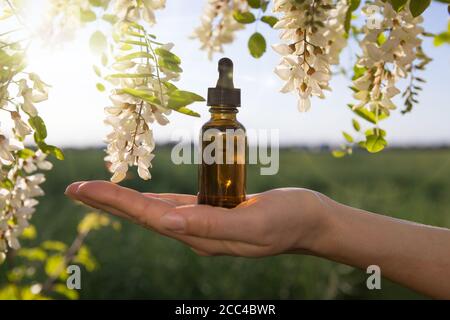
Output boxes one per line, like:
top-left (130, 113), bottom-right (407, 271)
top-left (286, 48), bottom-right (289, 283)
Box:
top-left (198, 58), bottom-right (247, 208)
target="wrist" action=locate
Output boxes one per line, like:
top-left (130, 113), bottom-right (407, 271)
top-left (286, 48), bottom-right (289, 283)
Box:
top-left (292, 190), bottom-right (339, 256)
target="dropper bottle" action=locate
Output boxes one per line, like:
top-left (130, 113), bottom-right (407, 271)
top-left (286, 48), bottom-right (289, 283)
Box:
top-left (198, 58), bottom-right (247, 208)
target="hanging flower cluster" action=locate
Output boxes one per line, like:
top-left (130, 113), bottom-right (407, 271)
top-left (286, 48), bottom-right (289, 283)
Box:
top-left (352, 1), bottom-right (424, 116)
top-left (40, 0), bottom-right (91, 43)
top-left (0, 30), bottom-right (60, 261)
top-left (272, 0), bottom-right (348, 112)
top-left (192, 0), bottom-right (248, 60)
top-left (96, 2), bottom-right (203, 183)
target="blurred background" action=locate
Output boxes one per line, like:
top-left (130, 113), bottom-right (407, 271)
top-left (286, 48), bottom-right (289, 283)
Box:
top-left (1, 0), bottom-right (450, 299)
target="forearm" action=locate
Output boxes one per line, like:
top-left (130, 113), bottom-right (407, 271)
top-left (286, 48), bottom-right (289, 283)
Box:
top-left (311, 196), bottom-right (450, 299)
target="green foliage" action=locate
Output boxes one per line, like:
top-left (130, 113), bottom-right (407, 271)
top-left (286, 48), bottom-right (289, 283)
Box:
top-left (345, 0), bottom-right (361, 34)
top-left (232, 11), bottom-right (256, 24)
top-left (434, 21), bottom-right (450, 46)
top-left (365, 134), bottom-right (387, 153)
top-left (261, 15), bottom-right (278, 28)
top-left (96, 83), bottom-right (105, 92)
top-left (248, 32), bottom-right (267, 58)
top-left (0, 212), bottom-right (119, 300)
top-left (80, 9), bottom-right (96, 22)
top-left (409, 0), bottom-right (431, 17)
top-left (342, 132), bottom-right (354, 143)
top-left (9, 148), bottom-right (446, 299)
top-left (352, 119), bottom-right (361, 132)
top-left (229, 1), bottom-right (274, 58)
top-left (28, 116), bottom-right (47, 142)
top-left (388, 0), bottom-right (408, 12)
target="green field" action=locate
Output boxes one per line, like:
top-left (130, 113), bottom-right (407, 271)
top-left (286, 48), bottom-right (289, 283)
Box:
top-left (3, 147), bottom-right (450, 299)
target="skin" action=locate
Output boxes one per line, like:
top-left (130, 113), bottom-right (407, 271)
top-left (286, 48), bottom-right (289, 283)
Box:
top-left (65, 181), bottom-right (450, 299)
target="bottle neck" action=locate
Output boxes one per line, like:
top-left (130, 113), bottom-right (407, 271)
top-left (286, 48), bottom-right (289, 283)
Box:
top-left (209, 106), bottom-right (238, 120)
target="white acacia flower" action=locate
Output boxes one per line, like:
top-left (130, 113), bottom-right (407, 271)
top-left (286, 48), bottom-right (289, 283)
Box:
top-left (273, 0), bottom-right (348, 112)
top-left (11, 112), bottom-right (32, 138)
top-left (192, 0), bottom-right (248, 60)
top-left (113, 0), bottom-right (166, 25)
top-left (0, 134), bottom-right (22, 165)
top-left (352, 0), bottom-right (424, 114)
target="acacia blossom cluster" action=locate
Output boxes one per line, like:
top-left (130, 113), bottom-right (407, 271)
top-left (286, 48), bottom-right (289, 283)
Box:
top-left (0, 73), bottom-right (52, 262)
top-left (272, 0), bottom-right (348, 112)
top-left (104, 1), bottom-right (174, 183)
top-left (113, 0), bottom-right (166, 25)
top-left (352, 1), bottom-right (424, 115)
top-left (192, 0), bottom-right (248, 59)
top-left (40, 0), bottom-right (91, 43)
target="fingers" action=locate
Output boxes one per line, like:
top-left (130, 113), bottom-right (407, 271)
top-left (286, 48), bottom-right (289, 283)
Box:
top-left (144, 193), bottom-right (197, 206)
top-left (66, 181), bottom-right (173, 228)
top-left (159, 204), bottom-right (263, 244)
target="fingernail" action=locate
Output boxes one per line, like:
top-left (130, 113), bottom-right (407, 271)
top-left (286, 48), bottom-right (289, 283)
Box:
top-left (160, 212), bottom-right (186, 232)
top-left (64, 182), bottom-right (84, 198)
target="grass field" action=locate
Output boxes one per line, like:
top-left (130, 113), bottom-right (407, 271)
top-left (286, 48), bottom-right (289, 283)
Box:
top-left (3, 147), bottom-right (450, 299)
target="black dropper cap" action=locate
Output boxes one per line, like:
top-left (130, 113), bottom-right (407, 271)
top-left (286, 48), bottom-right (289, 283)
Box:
top-left (207, 58), bottom-right (241, 108)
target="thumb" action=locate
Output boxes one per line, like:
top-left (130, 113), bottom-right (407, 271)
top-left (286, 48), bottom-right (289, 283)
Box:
top-left (159, 205), bottom-right (260, 243)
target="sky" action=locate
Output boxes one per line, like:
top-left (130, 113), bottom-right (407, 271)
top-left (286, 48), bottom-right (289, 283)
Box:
top-left (7, 0), bottom-right (450, 147)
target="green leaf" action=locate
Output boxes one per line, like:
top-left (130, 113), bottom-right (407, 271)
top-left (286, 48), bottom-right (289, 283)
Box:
top-left (342, 131), bottom-right (354, 143)
top-left (17, 148), bottom-right (35, 159)
top-left (101, 53), bottom-right (108, 66)
top-left (163, 81), bottom-right (178, 93)
top-left (365, 128), bottom-right (386, 137)
top-left (116, 51), bottom-right (154, 62)
top-left (106, 73), bottom-right (154, 79)
top-left (78, 213), bottom-right (111, 233)
top-left (121, 40), bottom-right (148, 47)
top-left (21, 225), bottom-right (37, 239)
top-left (0, 179), bottom-right (13, 190)
top-left (40, 144), bottom-right (65, 160)
top-left (120, 88), bottom-right (160, 104)
top-left (120, 44), bottom-right (134, 51)
top-left (365, 134), bottom-right (387, 153)
top-left (349, 104), bottom-right (387, 124)
top-left (247, 0), bottom-right (262, 8)
top-left (89, 31), bottom-right (107, 55)
top-left (167, 90), bottom-right (204, 117)
top-left (409, 0), bottom-right (431, 17)
top-left (233, 11), bottom-right (256, 24)
top-left (28, 116), bottom-right (47, 141)
top-left (96, 83), bottom-right (105, 92)
top-left (332, 150), bottom-right (346, 158)
top-left (248, 32), bottom-right (266, 58)
top-left (52, 284), bottom-right (79, 300)
top-left (352, 119), bottom-right (361, 132)
top-left (377, 32), bottom-right (387, 45)
top-left (261, 15), bottom-right (278, 28)
top-left (102, 14), bottom-right (118, 25)
top-left (389, 0), bottom-right (407, 12)
top-left (41, 241), bottom-right (67, 252)
top-left (349, 0), bottom-right (361, 11)
top-left (158, 59), bottom-right (183, 73)
top-left (80, 9), bottom-right (96, 22)
top-left (93, 65), bottom-right (102, 77)
top-left (344, 0), bottom-right (360, 34)
top-left (434, 32), bottom-right (450, 46)
top-left (154, 48), bottom-right (181, 64)
top-left (17, 248), bottom-right (47, 261)
top-left (45, 255), bottom-right (66, 278)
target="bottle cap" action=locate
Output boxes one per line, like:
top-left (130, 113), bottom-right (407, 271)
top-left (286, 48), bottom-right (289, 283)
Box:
top-left (207, 58), bottom-right (241, 107)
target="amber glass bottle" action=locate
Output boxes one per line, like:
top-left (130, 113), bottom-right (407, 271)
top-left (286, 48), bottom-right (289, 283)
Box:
top-left (198, 58), bottom-right (247, 208)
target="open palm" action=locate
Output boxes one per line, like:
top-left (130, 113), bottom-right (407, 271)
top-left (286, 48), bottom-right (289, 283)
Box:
top-left (65, 181), bottom-right (328, 257)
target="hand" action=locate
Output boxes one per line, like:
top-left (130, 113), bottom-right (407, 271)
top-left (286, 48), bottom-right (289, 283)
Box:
top-left (65, 181), bottom-right (332, 257)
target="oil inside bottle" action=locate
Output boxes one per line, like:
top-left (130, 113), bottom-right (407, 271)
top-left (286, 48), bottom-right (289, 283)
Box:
top-left (198, 58), bottom-right (247, 208)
